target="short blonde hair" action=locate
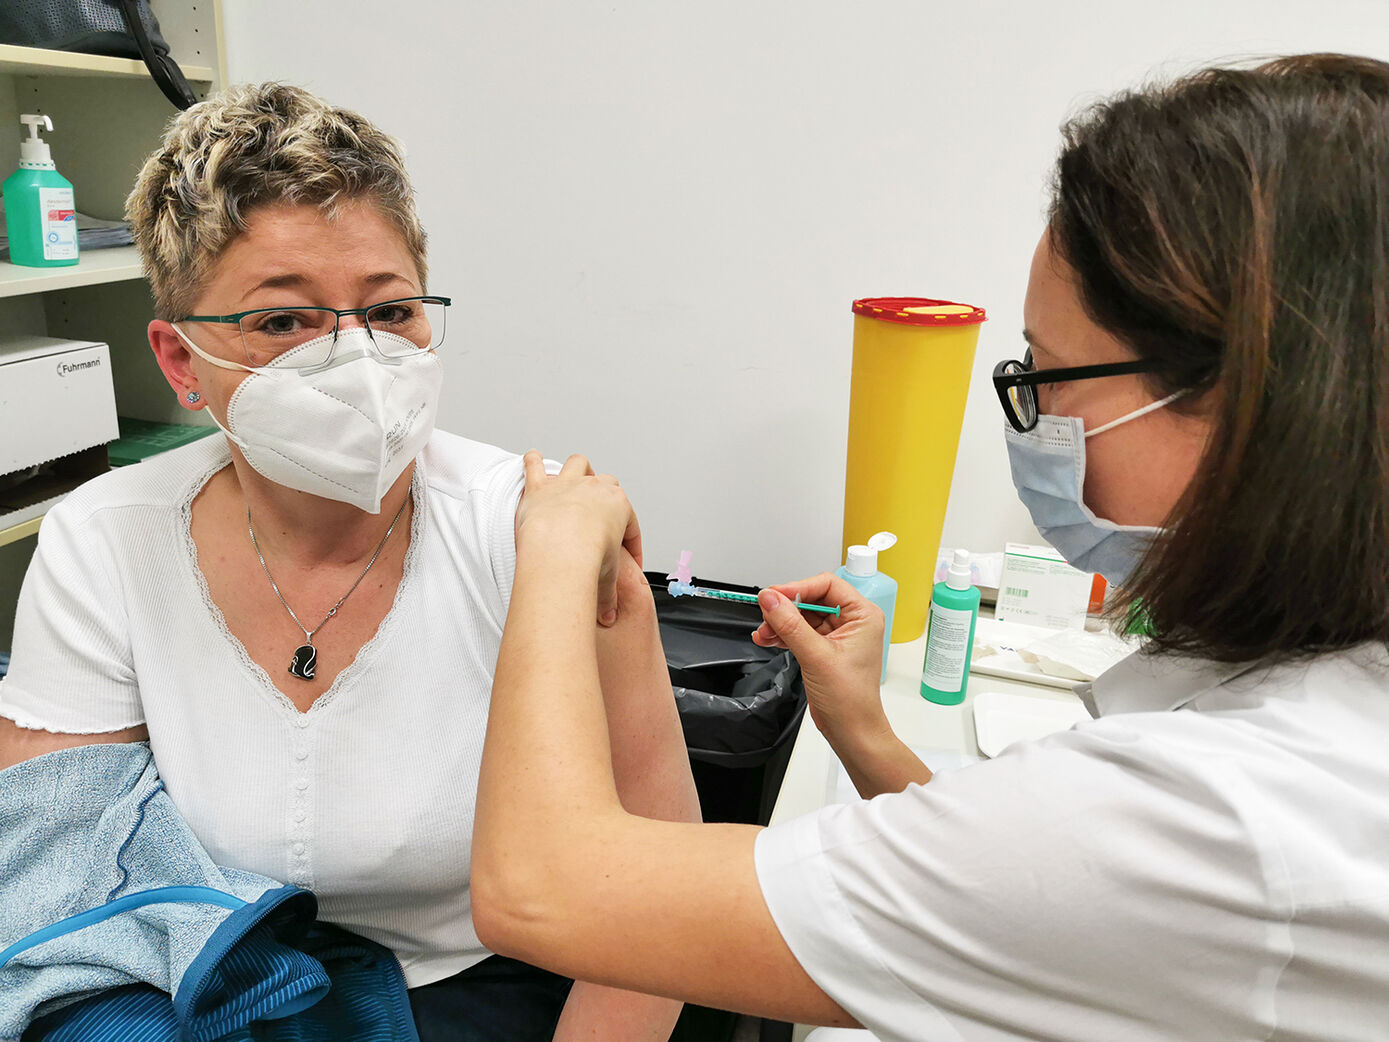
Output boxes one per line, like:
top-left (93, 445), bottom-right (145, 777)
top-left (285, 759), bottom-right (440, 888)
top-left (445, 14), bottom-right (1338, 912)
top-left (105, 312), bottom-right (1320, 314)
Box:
top-left (126, 82), bottom-right (427, 320)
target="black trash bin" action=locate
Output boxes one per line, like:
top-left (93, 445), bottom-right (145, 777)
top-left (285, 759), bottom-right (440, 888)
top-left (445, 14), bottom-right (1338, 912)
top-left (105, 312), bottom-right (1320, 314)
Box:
top-left (650, 572), bottom-right (804, 1042)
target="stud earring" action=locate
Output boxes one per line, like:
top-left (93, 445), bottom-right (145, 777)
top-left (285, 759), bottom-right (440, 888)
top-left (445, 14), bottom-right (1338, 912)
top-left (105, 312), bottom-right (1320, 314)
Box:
top-left (186, 391), bottom-right (201, 404)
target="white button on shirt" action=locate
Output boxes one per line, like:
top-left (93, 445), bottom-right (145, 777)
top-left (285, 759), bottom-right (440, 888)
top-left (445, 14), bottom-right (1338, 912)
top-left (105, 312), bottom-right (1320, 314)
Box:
top-left (755, 645), bottom-right (1389, 1041)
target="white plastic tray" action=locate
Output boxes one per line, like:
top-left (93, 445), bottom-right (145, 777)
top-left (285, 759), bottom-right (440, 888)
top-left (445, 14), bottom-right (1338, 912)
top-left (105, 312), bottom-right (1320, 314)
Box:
top-left (967, 658), bottom-right (1080, 690)
top-left (971, 689), bottom-right (1093, 758)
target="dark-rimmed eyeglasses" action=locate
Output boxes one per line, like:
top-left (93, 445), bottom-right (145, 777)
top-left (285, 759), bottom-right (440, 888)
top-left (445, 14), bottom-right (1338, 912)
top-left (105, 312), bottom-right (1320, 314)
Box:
top-left (992, 348), bottom-right (1162, 432)
top-left (179, 295), bottom-right (451, 370)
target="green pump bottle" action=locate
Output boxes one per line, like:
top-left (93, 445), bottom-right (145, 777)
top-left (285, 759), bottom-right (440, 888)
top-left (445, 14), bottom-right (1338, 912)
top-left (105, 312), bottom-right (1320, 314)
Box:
top-left (920, 549), bottom-right (980, 705)
top-left (3, 114), bottom-right (78, 268)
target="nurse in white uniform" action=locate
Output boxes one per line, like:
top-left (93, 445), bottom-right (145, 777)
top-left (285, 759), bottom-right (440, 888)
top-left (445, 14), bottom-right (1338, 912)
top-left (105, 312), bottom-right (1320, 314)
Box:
top-left (471, 53), bottom-right (1389, 1041)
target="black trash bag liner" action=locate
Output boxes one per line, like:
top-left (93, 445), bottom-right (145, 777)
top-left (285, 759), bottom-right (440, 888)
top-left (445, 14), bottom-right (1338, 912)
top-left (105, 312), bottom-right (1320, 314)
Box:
top-left (648, 572), bottom-right (807, 770)
top-left (672, 654), bottom-right (804, 766)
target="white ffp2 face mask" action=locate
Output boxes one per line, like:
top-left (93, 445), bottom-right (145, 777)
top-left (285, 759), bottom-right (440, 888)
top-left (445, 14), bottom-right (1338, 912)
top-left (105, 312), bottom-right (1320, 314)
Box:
top-left (175, 325), bottom-right (443, 513)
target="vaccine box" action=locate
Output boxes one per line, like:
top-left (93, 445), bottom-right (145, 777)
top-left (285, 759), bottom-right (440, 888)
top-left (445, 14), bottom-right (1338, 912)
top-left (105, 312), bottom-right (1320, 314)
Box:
top-left (0, 335), bottom-right (118, 529)
top-left (994, 543), bottom-right (1102, 631)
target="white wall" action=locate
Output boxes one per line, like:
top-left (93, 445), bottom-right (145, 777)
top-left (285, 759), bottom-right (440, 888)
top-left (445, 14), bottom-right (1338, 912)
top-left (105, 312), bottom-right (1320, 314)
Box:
top-left (221, 0), bottom-right (1386, 586)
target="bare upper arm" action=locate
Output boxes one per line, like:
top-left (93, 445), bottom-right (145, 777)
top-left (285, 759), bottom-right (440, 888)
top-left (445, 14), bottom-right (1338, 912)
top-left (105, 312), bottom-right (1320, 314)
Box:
top-left (0, 716), bottom-right (148, 772)
top-left (474, 816), bottom-right (858, 1028)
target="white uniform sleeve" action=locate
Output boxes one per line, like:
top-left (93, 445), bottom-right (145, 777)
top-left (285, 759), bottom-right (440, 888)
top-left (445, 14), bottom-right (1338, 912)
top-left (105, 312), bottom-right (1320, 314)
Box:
top-left (754, 722), bottom-right (1281, 1042)
top-left (0, 501), bottom-right (143, 733)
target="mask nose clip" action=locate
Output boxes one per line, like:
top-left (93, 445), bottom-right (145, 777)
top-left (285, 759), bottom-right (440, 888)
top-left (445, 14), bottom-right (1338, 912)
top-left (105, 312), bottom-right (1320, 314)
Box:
top-left (299, 325), bottom-right (405, 375)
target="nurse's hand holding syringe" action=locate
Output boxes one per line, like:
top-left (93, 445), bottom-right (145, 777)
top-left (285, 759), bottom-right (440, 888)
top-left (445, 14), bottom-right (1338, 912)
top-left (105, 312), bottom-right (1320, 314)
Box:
top-left (753, 573), bottom-right (933, 798)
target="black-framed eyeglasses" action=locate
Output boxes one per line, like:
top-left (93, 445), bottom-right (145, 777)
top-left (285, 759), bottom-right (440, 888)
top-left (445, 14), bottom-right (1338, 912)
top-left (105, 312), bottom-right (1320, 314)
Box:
top-left (992, 348), bottom-right (1162, 432)
top-left (180, 295), bottom-right (451, 370)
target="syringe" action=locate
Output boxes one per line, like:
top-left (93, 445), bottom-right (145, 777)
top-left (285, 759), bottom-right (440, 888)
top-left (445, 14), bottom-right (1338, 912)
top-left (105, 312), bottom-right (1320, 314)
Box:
top-left (667, 581), bottom-right (841, 617)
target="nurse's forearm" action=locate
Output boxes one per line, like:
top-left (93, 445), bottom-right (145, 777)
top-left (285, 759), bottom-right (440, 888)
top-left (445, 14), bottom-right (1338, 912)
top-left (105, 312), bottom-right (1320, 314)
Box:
top-left (473, 529), bottom-right (632, 918)
top-left (551, 566), bottom-right (699, 1040)
top-left (824, 723), bottom-right (933, 799)
top-left (483, 529), bottom-right (617, 791)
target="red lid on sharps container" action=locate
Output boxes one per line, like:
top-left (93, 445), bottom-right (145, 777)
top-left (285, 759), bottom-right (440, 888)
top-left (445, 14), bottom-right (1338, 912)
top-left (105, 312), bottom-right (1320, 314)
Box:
top-left (852, 297), bottom-right (987, 326)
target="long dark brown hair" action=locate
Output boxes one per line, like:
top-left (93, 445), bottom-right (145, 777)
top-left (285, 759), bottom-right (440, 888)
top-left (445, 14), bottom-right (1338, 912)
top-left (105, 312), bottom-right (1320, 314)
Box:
top-left (1050, 53), bottom-right (1389, 664)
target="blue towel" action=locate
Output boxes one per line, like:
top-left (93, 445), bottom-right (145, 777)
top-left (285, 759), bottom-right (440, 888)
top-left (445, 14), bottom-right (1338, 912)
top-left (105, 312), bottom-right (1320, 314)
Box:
top-left (0, 743), bottom-right (417, 1041)
top-left (24, 919), bottom-right (417, 1042)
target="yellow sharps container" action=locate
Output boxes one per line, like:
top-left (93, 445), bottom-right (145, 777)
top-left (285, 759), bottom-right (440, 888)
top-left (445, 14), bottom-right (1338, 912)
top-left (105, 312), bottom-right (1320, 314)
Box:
top-left (843, 297), bottom-right (987, 643)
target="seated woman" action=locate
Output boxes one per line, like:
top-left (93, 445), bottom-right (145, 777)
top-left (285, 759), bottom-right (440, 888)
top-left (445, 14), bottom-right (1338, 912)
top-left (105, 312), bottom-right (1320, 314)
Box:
top-left (472, 53), bottom-right (1389, 1040)
top-left (0, 83), bottom-right (698, 1041)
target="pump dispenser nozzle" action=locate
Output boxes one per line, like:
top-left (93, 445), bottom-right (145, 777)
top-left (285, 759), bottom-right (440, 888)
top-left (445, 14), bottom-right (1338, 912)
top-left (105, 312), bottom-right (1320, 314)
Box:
top-left (18, 114), bottom-right (54, 168)
top-left (845, 531), bottom-right (897, 577)
top-left (945, 549), bottom-right (973, 591)
top-left (4, 111), bottom-right (77, 267)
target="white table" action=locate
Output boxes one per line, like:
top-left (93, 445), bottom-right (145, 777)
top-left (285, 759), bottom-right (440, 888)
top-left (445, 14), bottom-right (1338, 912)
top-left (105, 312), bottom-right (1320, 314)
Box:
top-left (768, 629), bottom-right (1085, 1041)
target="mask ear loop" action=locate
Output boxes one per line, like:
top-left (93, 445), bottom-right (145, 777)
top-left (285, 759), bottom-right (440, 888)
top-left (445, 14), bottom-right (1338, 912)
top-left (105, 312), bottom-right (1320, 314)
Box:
top-left (1084, 389), bottom-right (1187, 439)
top-left (172, 323), bottom-right (254, 373)
top-left (170, 323), bottom-right (261, 447)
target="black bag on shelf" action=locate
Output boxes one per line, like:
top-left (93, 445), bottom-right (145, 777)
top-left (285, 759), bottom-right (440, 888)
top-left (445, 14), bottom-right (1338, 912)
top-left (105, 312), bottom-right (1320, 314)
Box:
top-left (0, 0), bottom-right (198, 110)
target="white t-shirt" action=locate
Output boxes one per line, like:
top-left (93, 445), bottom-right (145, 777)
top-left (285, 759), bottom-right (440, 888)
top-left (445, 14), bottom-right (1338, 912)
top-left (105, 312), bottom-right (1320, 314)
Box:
top-left (755, 646), bottom-right (1389, 1041)
top-left (0, 431), bottom-right (528, 988)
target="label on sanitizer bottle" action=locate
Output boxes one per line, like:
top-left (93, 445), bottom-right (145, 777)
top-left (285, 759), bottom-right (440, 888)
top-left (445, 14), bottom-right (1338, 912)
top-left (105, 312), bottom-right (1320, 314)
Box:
top-left (38, 187), bottom-right (77, 261)
top-left (922, 602), bottom-right (972, 691)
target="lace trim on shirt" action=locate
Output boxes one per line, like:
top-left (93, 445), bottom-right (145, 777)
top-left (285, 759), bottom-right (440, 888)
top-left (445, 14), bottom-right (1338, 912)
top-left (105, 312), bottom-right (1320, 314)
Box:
top-left (178, 453), bottom-right (429, 718)
top-left (0, 702), bottom-right (138, 734)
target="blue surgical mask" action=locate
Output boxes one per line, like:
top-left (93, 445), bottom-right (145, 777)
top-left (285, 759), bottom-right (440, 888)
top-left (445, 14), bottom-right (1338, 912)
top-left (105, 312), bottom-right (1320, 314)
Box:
top-left (1002, 392), bottom-right (1184, 588)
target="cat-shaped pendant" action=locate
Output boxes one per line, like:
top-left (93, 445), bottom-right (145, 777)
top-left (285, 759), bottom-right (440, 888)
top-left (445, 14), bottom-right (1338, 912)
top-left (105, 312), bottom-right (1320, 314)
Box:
top-left (289, 643), bottom-right (317, 680)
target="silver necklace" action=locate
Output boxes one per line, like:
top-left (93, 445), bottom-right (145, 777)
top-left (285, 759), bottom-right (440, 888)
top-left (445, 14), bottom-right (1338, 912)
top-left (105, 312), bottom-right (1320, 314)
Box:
top-left (247, 494), bottom-right (410, 681)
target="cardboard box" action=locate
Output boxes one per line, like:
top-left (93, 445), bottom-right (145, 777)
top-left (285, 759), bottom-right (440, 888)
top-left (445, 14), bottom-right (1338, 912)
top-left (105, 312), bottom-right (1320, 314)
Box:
top-left (994, 542), bottom-right (1096, 631)
top-left (0, 335), bottom-right (118, 529)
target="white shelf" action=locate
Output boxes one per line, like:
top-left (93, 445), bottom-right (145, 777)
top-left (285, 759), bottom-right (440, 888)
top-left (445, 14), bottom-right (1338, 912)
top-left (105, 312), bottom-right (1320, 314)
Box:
top-left (0, 44), bottom-right (213, 83)
top-left (0, 247), bottom-right (144, 298)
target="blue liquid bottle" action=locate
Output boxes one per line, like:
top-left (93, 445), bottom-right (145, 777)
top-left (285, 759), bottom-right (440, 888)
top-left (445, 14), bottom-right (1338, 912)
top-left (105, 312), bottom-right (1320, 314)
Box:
top-left (836, 531), bottom-right (898, 684)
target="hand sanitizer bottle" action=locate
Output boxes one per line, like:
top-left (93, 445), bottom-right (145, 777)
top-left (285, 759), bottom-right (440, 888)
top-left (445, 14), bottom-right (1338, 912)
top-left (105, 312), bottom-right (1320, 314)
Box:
top-left (3, 115), bottom-right (78, 268)
top-left (836, 531), bottom-right (897, 684)
top-left (921, 549), bottom-right (980, 705)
